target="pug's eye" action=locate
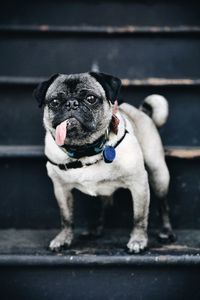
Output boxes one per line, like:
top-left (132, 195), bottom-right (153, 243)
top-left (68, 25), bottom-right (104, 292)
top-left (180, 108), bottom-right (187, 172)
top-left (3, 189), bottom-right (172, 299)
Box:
top-left (49, 99), bottom-right (61, 108)
top-left (86, 95), bottom-right (97, 104)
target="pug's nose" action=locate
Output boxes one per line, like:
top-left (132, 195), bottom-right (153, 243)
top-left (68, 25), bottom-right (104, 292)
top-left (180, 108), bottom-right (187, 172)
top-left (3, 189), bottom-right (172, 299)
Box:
top-left (65, 99), bottom-right (79, 110)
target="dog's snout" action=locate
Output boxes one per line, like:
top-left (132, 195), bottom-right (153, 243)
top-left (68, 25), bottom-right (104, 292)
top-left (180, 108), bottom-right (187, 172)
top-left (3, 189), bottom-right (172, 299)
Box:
top-left (66, 99), bottom-right (79, 111)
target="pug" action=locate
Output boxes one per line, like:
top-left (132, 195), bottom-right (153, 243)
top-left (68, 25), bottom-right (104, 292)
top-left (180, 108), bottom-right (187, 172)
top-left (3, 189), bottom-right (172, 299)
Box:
top-left (34, 72), bottom-right (175, 253)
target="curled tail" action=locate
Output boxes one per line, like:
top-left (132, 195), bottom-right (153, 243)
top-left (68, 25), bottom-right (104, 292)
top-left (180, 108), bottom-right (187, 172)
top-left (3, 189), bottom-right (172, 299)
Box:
top-left (139, 94), bottom-right (169, 127)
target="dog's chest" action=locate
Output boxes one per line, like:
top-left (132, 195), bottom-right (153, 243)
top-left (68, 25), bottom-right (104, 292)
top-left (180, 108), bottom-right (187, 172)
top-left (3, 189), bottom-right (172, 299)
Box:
top-left (75, 179), bottom-right (122, 196)
top-left (50, 161), bottom-right (126, 197)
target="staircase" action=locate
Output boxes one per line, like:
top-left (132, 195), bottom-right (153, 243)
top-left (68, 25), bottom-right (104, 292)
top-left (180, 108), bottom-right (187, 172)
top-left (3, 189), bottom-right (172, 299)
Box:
top-left (0, 1), bottom-right (200, 299)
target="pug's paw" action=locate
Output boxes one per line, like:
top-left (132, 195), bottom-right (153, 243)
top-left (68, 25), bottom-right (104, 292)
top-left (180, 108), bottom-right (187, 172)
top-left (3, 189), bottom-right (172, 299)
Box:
top-left (158, 227), bottom-right (176, 244)
top-left (49, 229), bottom-right (73, 252)
top-left (127, 233), bottom-right (148, 254)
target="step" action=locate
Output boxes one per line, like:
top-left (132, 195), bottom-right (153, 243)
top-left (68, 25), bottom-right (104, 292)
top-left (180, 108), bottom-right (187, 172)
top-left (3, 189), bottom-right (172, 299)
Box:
top-left (0, 146), bottom-right (200, 229)
top-left (0, 78), bottom-right (200, 145)
top-left (1, 25), bottom-right (200, 35)
top-left (0, 229), bottom-right (199, 300)
top-left (1, 1), bottom-right (200, 27)
top-left (0, 30), bottom-right (199, 78)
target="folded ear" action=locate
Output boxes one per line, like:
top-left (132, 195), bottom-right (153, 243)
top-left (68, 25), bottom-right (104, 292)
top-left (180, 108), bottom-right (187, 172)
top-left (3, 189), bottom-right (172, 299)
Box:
top-left (89, 72), bottom-right (121, 104)
top-left (33, 74), bottom-right (59, 108)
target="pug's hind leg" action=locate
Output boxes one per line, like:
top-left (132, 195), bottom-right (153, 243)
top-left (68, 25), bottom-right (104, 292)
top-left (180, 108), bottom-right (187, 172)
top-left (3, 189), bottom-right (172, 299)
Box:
top-left (49, 179), bottom-right (74, 252)
top-left (148, 160), bottom-right (176, 243)
top-left (127, 171), bottom-right (150, 254)
top-left (158, 196), bottom-right (176, 242)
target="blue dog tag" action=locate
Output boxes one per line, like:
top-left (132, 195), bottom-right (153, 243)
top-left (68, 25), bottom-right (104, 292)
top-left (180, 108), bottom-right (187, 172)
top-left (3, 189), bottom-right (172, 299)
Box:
top-left (103, 146), bottom-right (116, 163)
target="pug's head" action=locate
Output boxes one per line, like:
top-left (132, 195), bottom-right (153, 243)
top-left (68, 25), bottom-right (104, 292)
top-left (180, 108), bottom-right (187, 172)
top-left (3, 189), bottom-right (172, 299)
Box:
top-left (33, 72), bottom-right (121, 146)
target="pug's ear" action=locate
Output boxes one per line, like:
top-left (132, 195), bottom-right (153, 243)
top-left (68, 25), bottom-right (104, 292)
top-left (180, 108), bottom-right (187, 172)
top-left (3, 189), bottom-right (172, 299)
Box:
top-left (89, 72), bottom-right (121, 104)
top-left (33, 74), bottom-right (59, 108)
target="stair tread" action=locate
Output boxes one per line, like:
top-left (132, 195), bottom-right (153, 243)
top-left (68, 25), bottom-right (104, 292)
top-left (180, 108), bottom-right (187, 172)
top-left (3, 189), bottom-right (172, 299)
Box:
top-left (0, 145), bottom-right (200, 159)
top-left (0, 229), bottom-right (200, 266)
top-left (1, 25), bottom-right (200, 35)
top-left (1, 76), bottom-right (200, 86)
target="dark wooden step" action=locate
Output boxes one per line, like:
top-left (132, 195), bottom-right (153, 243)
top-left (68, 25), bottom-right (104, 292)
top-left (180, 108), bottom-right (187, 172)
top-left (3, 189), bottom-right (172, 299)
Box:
top-left (1, 25), bottom-right (200, 36)
top-left (0, 229), bottom-right (199, 300)
top-left (0, 228), bottom-right (199, 257)
top-left (1, 145), bottom-right (200, 159)
top-left (1, 76), bottom-right (200, 86)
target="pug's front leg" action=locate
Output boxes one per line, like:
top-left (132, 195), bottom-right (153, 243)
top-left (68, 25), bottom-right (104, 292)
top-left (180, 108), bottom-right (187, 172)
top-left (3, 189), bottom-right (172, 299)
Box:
top-left (127, 171), bottom-right (150, 254)
top-left (49, 178), bottom-right (74, 252)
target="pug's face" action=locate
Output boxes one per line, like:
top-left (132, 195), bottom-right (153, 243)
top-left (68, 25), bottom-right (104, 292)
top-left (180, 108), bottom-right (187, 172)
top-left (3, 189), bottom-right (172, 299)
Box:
top-left (34, 72), bottom-right (121, 146)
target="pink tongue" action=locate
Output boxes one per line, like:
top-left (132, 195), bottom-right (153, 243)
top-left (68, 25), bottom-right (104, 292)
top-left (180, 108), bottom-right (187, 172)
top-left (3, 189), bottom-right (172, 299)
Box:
top-left (55, 120), bottom-right (67, 146)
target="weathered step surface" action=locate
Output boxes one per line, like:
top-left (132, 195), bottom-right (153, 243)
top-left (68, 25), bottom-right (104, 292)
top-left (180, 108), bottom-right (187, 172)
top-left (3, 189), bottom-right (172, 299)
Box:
top-left (0, 81), bottom-right (200, 145)
top-left (0, 147), bottom-right (200, 229)
top-left (0, 229), bottom-right (200, 300)
top-left (0, 229), bottom-right (199, 256)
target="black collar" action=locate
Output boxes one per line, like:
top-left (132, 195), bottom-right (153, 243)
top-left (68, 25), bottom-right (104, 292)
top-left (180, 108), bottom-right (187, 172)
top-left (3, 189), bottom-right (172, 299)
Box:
top-left (47, 129), bottom-right (128, 170)
top-left (61, 130), bottom-right (109, 159)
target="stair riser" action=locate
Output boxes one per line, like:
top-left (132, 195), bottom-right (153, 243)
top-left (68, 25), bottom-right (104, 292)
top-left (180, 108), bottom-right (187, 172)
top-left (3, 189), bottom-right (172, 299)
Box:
top-left (0, 266), bottom-right (199, 300)
top-left (0, 157), bottom-right (200, 229)
top-left (1, 35), bottom-right (200, 78)
top-left (1, 1), bottom-right (200, 26)
top-left (0, 85), bottom-right (200, 145)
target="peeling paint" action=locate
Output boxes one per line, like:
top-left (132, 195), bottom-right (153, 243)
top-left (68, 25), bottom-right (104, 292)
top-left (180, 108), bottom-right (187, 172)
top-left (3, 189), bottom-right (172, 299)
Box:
top-left (165, 147), bottom-right (200, 159)
top-left (39, 25), bottom-right (49, 31)
top-left (121, 78), bottom-right (200, 86)
top-left (1, 76), bottom-right (200, 87)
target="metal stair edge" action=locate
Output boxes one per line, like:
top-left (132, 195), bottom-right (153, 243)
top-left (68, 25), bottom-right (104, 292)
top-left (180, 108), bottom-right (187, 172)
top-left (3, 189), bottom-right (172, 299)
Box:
top-left (0, 253), bottom-right (200, 267)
